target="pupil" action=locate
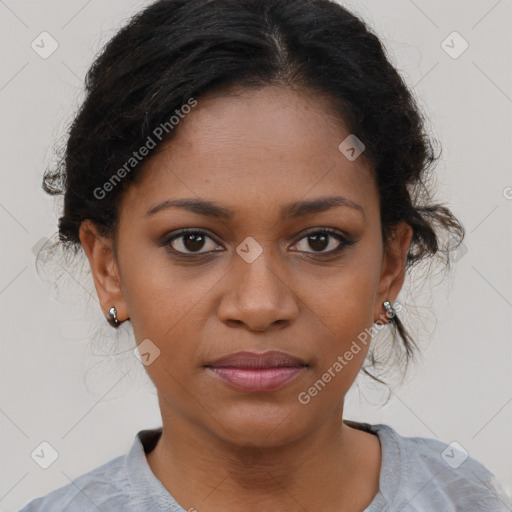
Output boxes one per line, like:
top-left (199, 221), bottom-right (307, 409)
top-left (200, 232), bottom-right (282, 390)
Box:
top-left (309, 233), bottom-right (328, 251)
top-left (184, 233), bottom-right (205, 252)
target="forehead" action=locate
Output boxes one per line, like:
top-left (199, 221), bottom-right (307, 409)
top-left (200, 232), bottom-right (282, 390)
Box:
top-left (119, 86), bottom-right (378, 223)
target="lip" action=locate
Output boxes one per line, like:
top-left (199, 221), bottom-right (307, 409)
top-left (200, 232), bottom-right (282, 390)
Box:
top-left (204, 350), bottom-right (308, 393)
top-left (206, 350), bottom-right (307, 369)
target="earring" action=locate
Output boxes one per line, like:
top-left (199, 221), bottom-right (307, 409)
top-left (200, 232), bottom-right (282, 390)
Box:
top-left (107, 306), bottom-right (120, 327)
top-left (382, 300), bottom-right (396, 323)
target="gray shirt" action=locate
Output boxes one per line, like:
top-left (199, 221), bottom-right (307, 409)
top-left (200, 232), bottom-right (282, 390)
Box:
top-left (19, 421), bottom-right (512, 511)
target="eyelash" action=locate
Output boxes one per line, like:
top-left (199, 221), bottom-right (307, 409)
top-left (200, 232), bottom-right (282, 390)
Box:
top-left (162, 227), bottom-right (355, 259)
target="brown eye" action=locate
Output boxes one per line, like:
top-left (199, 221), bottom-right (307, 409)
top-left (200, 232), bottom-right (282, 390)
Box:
top-left (166, 230), bottom-right (221, 254)
top-left (291, 229), bottom-right (353, 255)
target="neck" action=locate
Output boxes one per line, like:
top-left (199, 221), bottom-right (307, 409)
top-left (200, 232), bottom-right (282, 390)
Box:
top-left (145, 399), bottom-right (381, 512)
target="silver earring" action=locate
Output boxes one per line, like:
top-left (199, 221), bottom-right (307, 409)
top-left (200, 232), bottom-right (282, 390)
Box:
top-left (382, 300), bottom-right (396, 323)
top-left (107, 306), bottom-right (120, 327)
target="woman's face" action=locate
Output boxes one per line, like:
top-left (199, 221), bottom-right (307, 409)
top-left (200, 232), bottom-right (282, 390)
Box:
top-left (81, 85), bottom-right (412, 448)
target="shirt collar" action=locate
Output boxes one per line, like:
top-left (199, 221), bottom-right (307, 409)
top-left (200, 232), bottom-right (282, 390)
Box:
top-left (124, 427), bottom-right (185, 511)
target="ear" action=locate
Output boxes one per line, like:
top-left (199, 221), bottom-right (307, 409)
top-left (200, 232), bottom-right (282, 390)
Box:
top-left (78, 219), bottom-right (129, 323)
top-left (374, 220), bottom-right (413, 325)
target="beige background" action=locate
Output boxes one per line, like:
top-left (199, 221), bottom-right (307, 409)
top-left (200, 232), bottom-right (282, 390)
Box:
top-left (0, 0), bottom-right (511, 510)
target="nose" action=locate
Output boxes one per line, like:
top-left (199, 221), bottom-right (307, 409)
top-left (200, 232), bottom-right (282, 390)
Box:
top-left (217, 248), bottom-right (299, 333)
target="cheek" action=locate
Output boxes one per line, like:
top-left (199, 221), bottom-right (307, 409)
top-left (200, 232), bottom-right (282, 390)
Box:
top-left (120, 263), bottom-right (210, 377)
top-left (298, 307), bottom-right (373, 409)
top-left (302, 256), bottom-right (381, 386)
top-left (311, 259), bottom-right (380, 333)
top-left (120, 247), bottom-right (212, 337)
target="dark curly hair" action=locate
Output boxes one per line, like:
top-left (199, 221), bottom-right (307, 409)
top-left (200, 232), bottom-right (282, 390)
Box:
top-left (41, 0), bottom-right (465, 386)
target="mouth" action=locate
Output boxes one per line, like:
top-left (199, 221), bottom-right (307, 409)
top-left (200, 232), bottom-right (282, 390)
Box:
top-left (204, 350), bottom-right (308, 393)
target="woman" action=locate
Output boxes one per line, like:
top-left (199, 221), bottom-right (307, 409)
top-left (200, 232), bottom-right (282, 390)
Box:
top-left (21, 0), bottom-right (511, 510)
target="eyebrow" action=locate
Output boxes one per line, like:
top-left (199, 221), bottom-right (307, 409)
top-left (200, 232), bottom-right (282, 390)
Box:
top-left (145, 195), bottom-right (365, 220)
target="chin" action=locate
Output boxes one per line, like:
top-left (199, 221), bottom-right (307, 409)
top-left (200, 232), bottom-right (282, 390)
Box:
top-left (211, 404), bottom-right (309, 449)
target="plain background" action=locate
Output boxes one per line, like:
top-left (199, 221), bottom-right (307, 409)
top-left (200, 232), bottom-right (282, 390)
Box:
top-left (0, 0), bottom-right (511, 510)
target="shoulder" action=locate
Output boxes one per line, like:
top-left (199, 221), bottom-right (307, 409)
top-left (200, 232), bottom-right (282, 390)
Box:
top-left (19, 454), bottom-right (131, 512)
top-left (370, 423), bottom-right (512, 511)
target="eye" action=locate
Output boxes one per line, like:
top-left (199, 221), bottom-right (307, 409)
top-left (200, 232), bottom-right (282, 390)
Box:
top-left (162, 227), bottom-right (354, 258)
top-left (291, 228), bottom-right (353, 255)
top-left (164, 229), bottom-right (223, 255)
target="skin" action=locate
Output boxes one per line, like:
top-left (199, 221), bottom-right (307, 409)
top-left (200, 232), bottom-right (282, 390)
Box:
top-left (79, 85), bottom-right (413, 512)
